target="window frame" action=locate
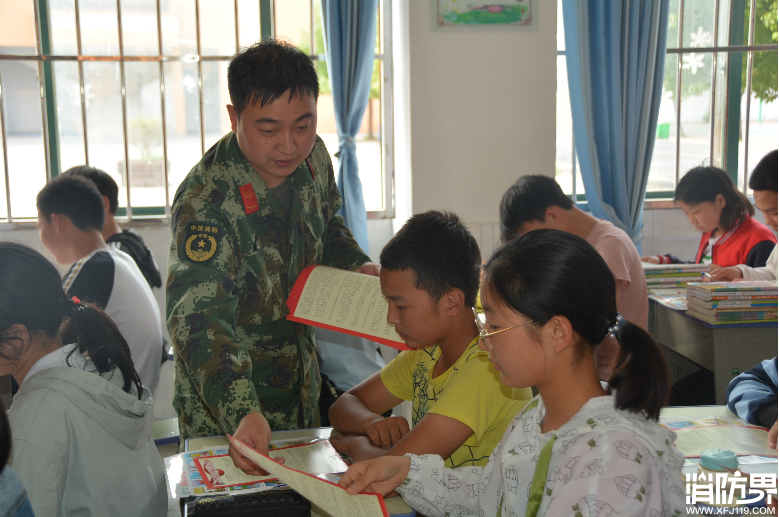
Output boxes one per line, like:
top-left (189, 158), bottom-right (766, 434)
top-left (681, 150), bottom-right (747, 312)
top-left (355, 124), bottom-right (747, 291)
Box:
top-left (0, 0), bottom-right (394, 224)
top-left (556, 0), bottom-right (778, 202)
top-left (297, 0), bottom-right (394, 219)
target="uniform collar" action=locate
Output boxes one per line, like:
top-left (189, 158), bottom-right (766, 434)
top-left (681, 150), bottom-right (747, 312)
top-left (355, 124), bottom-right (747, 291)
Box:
top-left (227, 133), bottom-right (316, 218)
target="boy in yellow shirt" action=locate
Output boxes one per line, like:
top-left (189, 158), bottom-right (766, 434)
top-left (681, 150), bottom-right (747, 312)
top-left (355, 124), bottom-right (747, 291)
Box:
top-left (329, 211), bottom-right (532, 467)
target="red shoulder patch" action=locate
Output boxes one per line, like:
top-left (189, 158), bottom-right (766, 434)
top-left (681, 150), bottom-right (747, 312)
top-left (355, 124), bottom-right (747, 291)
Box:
top-left (239, 183), bottom-right (260, 215)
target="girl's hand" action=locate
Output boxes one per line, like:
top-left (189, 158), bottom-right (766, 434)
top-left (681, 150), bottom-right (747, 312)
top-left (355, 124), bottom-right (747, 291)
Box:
top-left (641, 256), bottom-right (660, 264)
top-left (768, 420), bottom-right (777, 449)
top-left (707, 266), bottom-right (743, 282)
top-left (338, 456), bottom-right (412, 495)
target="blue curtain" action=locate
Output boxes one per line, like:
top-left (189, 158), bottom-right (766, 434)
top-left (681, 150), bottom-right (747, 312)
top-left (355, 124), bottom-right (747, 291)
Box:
top-left (321, 0), bottom-right (378, 254)
top-left (562, 0), bottom-right (669, 250)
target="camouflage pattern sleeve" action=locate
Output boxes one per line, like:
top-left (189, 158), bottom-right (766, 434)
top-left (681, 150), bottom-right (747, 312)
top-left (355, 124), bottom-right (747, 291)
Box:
top-left (166, 174), bottom-right (263, 436)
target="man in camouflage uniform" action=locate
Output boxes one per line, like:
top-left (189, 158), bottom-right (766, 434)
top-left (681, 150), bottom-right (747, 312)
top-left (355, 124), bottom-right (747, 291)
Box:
top-left (166, 39), bottom-right (376, 470)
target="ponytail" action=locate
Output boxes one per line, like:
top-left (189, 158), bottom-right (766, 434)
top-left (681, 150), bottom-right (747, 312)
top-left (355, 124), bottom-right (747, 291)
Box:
top-left (609, 320), bottom-right (670, 421)
top-left (60, 301), bottom-right (143, 399)
top-left (0, 242), bottom-right (143, 399)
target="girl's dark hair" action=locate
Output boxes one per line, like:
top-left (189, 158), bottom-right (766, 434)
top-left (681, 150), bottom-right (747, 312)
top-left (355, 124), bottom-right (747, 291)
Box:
top-left (675, 166), bottom-right (754, 231)
top-left (0, 242), bottom-right (142, 398)
top-left (482, 229), bottom-right (669, 420)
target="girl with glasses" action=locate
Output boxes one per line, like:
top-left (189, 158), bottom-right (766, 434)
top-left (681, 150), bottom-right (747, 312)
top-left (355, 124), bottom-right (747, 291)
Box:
top-left (339, 229), bottom-right (684, 517)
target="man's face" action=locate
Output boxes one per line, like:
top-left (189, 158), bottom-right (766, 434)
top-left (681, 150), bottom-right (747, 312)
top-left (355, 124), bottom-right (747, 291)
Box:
top-left (753, 189), bottom-right (778, 232)
top-left (228, 92), bottom-right (317, 188)
top-left (380, 268), bottom-right (447, 350)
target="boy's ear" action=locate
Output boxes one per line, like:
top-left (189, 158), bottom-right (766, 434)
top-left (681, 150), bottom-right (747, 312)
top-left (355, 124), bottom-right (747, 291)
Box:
top-left (442, 288), bottom-right (466, 316)
top-left (102, 195), bottom-right (111, 213)
top-left (547, 315), bottom-right (574, 353)
top-left (50, 213), bottom-right (64, 234)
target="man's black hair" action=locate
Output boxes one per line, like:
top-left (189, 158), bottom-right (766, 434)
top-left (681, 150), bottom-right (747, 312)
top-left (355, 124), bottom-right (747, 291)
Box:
top-left (37, 175), bottom-right (105, 232)
top-left (380, 211), bottom-right (481, 307)
top-left (63, 165), bottom-right (119, 214)
top-left (499, 175), bottom-right (574, 240)
top-left (228, 39), bottom-right (319, 117)
top-left (748, 150), bottom-right (778, 193)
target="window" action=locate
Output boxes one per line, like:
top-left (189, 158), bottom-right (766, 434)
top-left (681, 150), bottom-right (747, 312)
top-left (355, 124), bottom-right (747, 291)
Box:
top-left (554, 0), bottom-right (584, 201)
top-left (554, 0), bottom-right (778, 199)
top-left (0, 0), bottom-right (392, 222)
top-left (273, 0), bottom-right (392, 215)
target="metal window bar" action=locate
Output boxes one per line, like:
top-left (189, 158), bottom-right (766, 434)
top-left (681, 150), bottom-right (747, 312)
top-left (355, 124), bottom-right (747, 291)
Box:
top-left (0, 67), bottom-right (11, 222)
top-left (674, 0), bottom-right (684, 186)
top-left (33, 0), bottom-right (52, 183)
top-left (310, 0), bottom-right (315, 55)
top-left (74, 0), bottom-right (89, 167)
top-left (195, 0), bottom-right (205, 157)
top-left (742, 0), bottom-right (757, 192)
top-left (155, 0), bottom-right (170, 217)
top-left (379, 0), bottom-right (394, 216)
top-left (116, 0), bottom-right (132, 220)
top-left (709, 0), bottom-right (720, 166)
top-left (235, 0), bottom-right (241, 53)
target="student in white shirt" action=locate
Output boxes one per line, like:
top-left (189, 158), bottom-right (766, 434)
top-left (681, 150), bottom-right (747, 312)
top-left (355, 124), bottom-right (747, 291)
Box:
top-left (0, 242), bottom-right (166, 517)
top-left (36, 174), bottom-right (163, 392)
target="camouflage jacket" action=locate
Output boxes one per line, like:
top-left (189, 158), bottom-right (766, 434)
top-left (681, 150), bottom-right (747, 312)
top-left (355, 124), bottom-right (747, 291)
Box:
top-left (167, 132), bottom-right (370, 441)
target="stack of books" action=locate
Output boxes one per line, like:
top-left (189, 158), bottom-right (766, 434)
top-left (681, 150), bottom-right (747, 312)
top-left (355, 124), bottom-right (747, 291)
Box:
top-left (686, 281), bottom-right (778, 325)
top-left (642, 263), bottom-right (711, 289)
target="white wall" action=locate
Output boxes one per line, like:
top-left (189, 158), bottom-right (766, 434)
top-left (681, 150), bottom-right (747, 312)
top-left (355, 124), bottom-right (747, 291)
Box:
top-left (404, 0), bottom-right (557, 227)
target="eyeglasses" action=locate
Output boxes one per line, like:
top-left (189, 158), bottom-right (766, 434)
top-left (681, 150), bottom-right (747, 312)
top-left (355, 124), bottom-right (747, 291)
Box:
top-left (472, 307), bottom-right (533, 346)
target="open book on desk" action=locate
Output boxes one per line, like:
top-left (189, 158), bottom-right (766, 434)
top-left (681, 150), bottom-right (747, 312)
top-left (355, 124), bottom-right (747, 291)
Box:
top-left (229, 435), bottom-right (390, 517)
top-left (287, 265), bottom-right (409, 350)
top-left (660, 415), bottom-right (777, 458)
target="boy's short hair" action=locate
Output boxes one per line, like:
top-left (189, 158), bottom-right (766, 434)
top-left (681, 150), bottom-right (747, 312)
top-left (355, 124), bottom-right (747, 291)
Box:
top-left (62, 165), bottom-right (119, 214)
top-left (380, 211), bottom-right (481, 306)
top-left (499, 175), bottom-right (574, 240)
top-left (228, 39), bottom-right (319, 117)
top-left (748, 150), bottom-right (778, 193)
top-left (37, 175), bottom-right (105, 232)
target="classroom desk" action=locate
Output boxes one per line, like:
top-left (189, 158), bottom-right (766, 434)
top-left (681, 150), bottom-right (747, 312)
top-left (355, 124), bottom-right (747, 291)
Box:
top-left (660, 406), bottom-right (777, 479)
top-left (648, 299), bottom-right (778, 404)
top-left (182, 428), bottom-right (415, 517)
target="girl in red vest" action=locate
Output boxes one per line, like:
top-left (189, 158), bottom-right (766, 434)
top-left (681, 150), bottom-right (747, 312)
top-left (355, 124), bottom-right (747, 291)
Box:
top-left (643, 166), bottom-right (776, 267)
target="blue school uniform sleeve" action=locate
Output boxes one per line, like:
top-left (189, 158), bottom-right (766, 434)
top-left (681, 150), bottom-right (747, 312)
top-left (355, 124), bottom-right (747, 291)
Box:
top-left (726, 357), bottom-right (778, 428)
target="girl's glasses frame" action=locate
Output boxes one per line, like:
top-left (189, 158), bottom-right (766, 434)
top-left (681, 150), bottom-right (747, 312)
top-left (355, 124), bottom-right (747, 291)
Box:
top-left (472, 307), bottom-right (533, 346)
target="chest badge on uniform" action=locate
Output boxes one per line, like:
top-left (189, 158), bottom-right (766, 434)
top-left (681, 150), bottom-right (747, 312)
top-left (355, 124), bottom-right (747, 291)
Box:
top-left (239, 183), bottom-right (260, 215)
top-left (183, 222), bottom-right (221, 264)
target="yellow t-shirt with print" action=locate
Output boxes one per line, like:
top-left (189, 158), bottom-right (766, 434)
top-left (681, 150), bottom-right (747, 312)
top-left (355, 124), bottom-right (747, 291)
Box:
top-left (379, 336), bottom-right (532, 468)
